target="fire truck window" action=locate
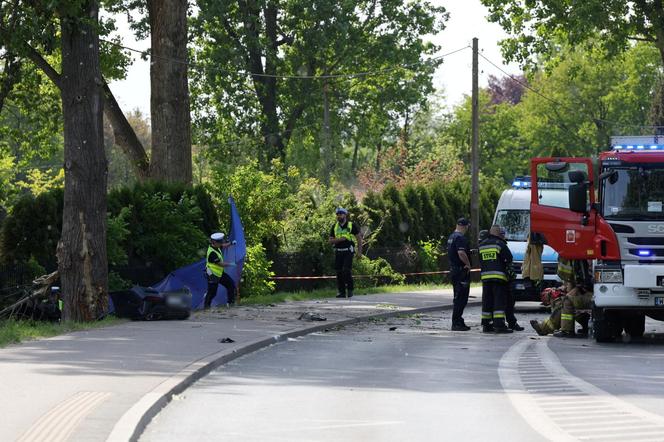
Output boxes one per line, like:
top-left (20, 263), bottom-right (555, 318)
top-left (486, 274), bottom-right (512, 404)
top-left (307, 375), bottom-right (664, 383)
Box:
top-left (536, 163), bottom-right (588, 209)
top-left (602, 166), bottom-right (664, 220)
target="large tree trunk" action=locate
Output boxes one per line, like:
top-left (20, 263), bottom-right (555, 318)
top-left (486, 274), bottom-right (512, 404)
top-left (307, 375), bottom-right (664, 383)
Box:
top-left (57, 0), bottom-right (108, 321)
top-left (148, 0), bottom-right (192, 184)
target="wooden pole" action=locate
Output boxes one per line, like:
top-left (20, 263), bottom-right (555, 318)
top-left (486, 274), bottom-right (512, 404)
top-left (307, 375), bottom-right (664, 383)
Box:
top-left (471, 37), bottom-right (480, 247)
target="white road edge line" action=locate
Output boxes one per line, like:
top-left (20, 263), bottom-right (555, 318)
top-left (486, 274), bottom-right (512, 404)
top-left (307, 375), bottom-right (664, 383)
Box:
top-left (500, 337), bottom-right (664, 442)
top-left (499, 338), bottom-right (575, 442)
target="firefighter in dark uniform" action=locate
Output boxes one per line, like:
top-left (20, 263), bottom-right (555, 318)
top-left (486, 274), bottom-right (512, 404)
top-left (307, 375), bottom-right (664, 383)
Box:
top-left (447, 217), bottom-right (472, 331)
top-left (329, 207), bottom-right (363, 298)
top-left (204, 232), bottom-right (236, 309)
top-left (479, 225), bottom-right (514, 333)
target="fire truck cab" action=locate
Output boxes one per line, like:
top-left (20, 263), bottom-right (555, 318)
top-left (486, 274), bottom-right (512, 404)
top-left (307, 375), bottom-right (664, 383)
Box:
top-left (529, 136), bottom-right (664, 342)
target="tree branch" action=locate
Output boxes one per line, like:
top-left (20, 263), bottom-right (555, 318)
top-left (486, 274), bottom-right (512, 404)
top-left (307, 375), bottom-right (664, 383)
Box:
top-left (102, 82), bottom-right (150, 180)
top-left (24, 43), bottom-right (62, 89)
top-left (0, 54), bottom-right (21, 112)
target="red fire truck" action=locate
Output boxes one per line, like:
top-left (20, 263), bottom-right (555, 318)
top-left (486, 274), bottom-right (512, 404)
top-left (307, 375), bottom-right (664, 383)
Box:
top-left (530, 136), bottom-right (664, 342)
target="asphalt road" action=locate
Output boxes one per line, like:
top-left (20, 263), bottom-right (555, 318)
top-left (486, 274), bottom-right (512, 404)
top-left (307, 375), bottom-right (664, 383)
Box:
top-left (141, 304), bottom-right (664, 442)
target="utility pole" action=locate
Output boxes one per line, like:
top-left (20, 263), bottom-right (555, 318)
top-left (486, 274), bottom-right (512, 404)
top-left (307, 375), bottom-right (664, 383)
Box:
top-left (470, 37), bottom-right (480, 247)
top-left (321, 78), bottom-right (332, 184)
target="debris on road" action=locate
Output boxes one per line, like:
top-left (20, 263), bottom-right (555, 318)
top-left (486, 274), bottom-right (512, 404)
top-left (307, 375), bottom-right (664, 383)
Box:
top-left (298, 312), bottom-right (327, 321)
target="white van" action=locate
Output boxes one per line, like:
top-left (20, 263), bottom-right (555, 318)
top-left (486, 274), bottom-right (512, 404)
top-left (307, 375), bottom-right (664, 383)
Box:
top-left (492, 178), bottom-right (563, 300)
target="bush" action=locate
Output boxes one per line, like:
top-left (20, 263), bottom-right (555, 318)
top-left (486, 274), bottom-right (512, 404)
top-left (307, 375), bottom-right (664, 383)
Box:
top-left (0, 188), bottom-right (63, 269)
top-left (363, 179), bottom-right (503, 247)
top-left (0, 183), bottom-right (217, 284)
top-left (352, 256), bottom-right (404, 288)
top-left (241, 243), bottom-right (275, 298)
top-left (416, 239), bottom-right (445, 284)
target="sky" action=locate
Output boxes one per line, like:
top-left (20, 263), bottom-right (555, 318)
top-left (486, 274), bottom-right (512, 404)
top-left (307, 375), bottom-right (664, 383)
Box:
top-left (108, 0), bottom-right (521, 118)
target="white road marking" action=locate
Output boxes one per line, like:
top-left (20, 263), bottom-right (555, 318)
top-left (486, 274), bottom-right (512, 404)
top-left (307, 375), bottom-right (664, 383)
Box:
top-left (499, 338), bottom-right (664, 442)
top-left (18, 391), bottom-right (111, 442)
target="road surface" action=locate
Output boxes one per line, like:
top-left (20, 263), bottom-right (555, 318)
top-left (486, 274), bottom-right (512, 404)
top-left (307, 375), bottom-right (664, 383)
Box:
top-left (142, 304), bottom-right (664, 441)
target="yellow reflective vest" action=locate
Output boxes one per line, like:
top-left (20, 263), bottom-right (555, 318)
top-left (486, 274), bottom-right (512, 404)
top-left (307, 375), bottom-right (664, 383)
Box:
top-left (334, 221), bottom-right (355, 243)
top-left (206, 245), bottom-right (224, 277)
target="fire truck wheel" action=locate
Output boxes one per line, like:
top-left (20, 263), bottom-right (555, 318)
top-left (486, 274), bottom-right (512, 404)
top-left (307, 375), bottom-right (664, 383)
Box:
top-left (622, 313), bottom-right (645, 338)
top-left (593, 305), bottom-right (619, 343)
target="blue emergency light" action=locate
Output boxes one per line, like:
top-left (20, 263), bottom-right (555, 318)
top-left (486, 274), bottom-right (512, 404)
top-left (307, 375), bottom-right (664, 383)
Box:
top-left (638, 249), bottom-right (652, 257)
top-left (512, 176), bottom-right (532, 188)
top-left (613, 144), bottom-right (664, 151)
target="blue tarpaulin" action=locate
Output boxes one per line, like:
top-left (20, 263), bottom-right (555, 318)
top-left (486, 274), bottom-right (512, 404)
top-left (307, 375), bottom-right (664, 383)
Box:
top-left (150, 197), bottom-right (247, 309)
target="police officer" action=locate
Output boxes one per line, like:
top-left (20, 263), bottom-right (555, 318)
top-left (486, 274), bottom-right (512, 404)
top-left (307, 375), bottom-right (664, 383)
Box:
top-left (479, 224), bottom-right (514, 333)
top-left (329, 207), bottom-right (362, 298)
top-left (447, 217), bottom-right (472, 331)
top-left (204, 232), bottom-right (236, 309)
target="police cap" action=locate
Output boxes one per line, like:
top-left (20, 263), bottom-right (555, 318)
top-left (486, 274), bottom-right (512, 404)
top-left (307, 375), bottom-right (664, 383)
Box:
top-left (210, 232), bottom-right (225, 241)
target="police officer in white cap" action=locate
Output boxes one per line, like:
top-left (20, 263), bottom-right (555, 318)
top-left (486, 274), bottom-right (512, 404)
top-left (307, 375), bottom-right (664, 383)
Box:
top-left (205, 232), bottom-right (236, 308)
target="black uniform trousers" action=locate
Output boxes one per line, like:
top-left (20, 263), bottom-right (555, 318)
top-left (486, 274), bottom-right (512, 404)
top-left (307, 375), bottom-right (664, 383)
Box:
top-left (205, 273), bottom-right (236, 308)
top-left (505, 282), bottom-right (517, 327)
top-left (335, 249), bottom-right (354, 294)
top-left (450, 266), bottom-right (471, 326)
top-left (481, 279), bottom-right (508, 328)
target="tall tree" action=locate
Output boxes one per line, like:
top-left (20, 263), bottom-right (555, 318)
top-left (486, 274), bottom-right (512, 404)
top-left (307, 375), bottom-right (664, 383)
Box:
top-left (57, 0), bottom-right (108, 321)
top-left (104, 0), bottom-right (193, 183)
top-left (147, 0), bottom-right (192, 183)
top-left (0, 0), bottom-right (110, 319)
top-left (190, 0), bottom-right (446, 170)
top-left (481, 0), bottom-right (664, 65)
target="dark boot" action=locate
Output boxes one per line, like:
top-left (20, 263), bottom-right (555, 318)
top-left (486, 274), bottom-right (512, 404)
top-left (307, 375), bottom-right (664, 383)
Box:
top-left (552, 330), bottom-right (575, 338)
top-left (336, 292), bottom-right (346, 298)
top-left (530, 320), bottom-right (547, 336)
top-left (347, 290), bottom-right (353, 298)
top-left (494, 326), bottom-right (513, 334)
top-left (451, 323), bottom-right (471, 331)
top-left (482, 324), bottom-right (494, 333)
top-left (509, 322), bottom-right (525, 331)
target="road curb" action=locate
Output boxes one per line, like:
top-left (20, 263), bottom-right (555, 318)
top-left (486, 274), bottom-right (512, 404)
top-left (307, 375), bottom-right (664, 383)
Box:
top-left (107, 300), bottom-right (481, 441)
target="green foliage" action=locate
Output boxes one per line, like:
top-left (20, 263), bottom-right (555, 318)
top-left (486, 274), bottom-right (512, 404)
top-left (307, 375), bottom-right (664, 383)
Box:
top-left (0, 316), bottom-right (123, 348)
top-left (190, 0), bottom-right (447, 175)
top-left (208, 160), bottom-right (297, 247)
top-left (1, 183), bottom-right (218, 280)
top-left (480, 0), bottom-right (664, 68)
top-left (417, 239), bottom-right (443, 272)
top-left (0, 188), bottom-right (63, 268)
top-left (352, 256), bottom-right (405, 288)
top-left (124, 192), bottom-right (207, 271)
top-left (363, 179), bottom-right (503, 247)
top-left (241, 243), bottom-right (275, 298)
top-left (516, 43), bottom-right (660, 156)
top-left (416, 239), bottom-right (444, 283)
top-left (107, 207), bottom-right (131, 267)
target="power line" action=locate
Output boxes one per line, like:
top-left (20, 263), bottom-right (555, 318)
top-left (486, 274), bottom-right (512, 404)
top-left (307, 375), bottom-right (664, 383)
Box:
top-left (103, 38), bottom-right (470, 80)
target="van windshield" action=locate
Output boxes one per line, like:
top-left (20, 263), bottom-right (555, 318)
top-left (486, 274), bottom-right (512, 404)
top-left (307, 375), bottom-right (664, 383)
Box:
top-left (494, 209), bottom-right (530, 241)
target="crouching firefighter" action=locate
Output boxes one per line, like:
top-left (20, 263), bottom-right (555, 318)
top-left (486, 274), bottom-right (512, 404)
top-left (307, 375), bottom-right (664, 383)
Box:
top-left (479, 225), bottom-right (514, 334)
top-left (204, 232), bottom-right (236, 309)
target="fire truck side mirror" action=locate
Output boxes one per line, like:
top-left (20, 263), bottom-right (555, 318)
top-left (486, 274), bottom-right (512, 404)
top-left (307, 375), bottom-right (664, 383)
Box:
top-left (545, 161), bottom-right (569, 173)
top-left (568, 170), bottom-right (587, 183)
top-left (569, 183), bottom-right (588, 213)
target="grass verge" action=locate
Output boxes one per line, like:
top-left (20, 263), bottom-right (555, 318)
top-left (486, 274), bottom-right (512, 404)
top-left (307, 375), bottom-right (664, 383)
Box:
top-left (240, 282), bottom-right (464, 306)
top-left (0, 316), bottom-right (124, 348)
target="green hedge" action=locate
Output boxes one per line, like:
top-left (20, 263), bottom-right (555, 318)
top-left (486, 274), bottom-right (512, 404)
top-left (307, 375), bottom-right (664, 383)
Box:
top-left (0, 182), bottom-right (218, 279)
top-left (363, 180), bottom-right (501, 247)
